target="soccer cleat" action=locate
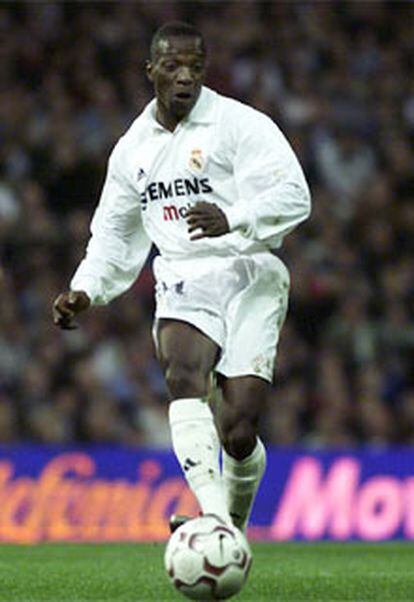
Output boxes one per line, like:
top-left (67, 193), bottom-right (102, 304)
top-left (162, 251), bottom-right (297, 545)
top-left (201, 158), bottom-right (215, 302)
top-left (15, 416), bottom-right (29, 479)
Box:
top-left (169, 514), bottom-right (190, 534)
top-left (230, 511), bottom-right (245, 531)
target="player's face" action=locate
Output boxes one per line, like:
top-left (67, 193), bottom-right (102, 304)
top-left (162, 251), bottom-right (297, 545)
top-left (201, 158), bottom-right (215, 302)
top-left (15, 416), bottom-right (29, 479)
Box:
top-left (147, 36), bottom-right (206, 129)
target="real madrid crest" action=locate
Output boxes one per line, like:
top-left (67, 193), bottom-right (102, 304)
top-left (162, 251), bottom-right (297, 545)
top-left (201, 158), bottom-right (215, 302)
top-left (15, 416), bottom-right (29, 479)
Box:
top-left (188, 148), bottom-right (204, 172)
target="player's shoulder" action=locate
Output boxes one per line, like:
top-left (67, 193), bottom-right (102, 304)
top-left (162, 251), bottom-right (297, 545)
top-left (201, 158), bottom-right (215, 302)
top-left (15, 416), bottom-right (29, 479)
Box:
top-left (215, 90), bottom-right (276, 132)
top-left (108, 100), bottom-right (155, 166)
top-left (115, 104), bottom-right (154, 150)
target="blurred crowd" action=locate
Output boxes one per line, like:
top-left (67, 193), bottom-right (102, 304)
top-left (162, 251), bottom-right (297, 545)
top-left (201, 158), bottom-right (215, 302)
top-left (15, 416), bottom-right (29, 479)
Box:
top-left (1, 1), bottom-right (414, 447)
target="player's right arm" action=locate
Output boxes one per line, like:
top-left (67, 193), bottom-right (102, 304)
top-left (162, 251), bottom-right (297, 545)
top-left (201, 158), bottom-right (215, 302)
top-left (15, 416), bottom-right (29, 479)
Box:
top-left (52, 142), bottom-right (152, 330)
top-left (53, 290), bottom-right (91, 330)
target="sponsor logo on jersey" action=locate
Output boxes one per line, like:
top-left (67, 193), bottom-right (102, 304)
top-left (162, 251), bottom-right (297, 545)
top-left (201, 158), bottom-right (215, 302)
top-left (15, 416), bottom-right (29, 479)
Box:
top-left (140, 176), bottom-right (213, 211)
top-left (163, 203), bottom-right (192, 221)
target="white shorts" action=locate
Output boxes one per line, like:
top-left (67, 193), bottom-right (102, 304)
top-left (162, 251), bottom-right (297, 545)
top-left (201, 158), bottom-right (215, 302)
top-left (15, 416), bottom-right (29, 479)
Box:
top-left (152, 252), bottom-right (289, 382)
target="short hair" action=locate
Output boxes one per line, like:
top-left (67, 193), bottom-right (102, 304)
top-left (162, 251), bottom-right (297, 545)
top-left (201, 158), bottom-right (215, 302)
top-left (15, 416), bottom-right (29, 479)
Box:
top-left (150, 21), bottom-right (205, 59)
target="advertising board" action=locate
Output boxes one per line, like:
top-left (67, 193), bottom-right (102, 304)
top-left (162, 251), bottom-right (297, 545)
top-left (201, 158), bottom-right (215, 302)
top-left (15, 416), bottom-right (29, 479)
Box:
top-left (0, 446), bottom-right (412, 542)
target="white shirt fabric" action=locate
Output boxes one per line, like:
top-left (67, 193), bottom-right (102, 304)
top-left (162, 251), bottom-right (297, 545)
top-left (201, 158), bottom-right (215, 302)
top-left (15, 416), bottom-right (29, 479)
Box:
top-left (71, 86), bottom-right (311, 305)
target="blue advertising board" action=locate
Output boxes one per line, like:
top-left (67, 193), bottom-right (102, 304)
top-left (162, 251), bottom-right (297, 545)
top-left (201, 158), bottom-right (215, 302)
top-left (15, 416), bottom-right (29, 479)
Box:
top-left (0, 446), bottom-right (413, 542)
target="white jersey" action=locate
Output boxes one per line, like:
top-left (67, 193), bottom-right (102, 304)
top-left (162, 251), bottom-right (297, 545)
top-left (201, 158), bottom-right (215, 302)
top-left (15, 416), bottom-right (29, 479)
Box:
top-left (71, 86), bottom-right (311, 305)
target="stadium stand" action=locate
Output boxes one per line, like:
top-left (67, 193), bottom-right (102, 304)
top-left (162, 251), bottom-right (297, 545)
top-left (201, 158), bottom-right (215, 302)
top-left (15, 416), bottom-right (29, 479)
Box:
top-left (1, 2), bottom-right (413, 446)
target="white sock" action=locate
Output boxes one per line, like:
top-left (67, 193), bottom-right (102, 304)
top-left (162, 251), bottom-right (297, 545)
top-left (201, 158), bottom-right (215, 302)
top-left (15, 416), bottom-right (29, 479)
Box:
top-left (169, 398), bottom-right (231, 523)
top-left (223, 438), bottom-right (266, 532)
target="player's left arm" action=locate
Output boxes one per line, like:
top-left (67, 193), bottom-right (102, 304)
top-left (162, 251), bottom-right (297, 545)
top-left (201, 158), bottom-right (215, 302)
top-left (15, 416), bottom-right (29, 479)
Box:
top-left (186, 201), bottom-right (230, 241)
top-left (224, 111), bottom-right (311, 243)
top-left (186, 111), bottom-right (310, 243)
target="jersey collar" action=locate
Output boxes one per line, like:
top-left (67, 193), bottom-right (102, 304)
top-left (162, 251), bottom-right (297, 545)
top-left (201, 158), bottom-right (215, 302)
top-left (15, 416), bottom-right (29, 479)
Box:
top-left (144, 86), bottom-right (217, 131)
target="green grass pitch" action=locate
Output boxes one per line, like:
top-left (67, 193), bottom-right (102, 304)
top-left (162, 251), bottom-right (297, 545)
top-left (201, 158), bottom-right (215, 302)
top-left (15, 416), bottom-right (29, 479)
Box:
top-left (0, 542), bottom-right (413, 601)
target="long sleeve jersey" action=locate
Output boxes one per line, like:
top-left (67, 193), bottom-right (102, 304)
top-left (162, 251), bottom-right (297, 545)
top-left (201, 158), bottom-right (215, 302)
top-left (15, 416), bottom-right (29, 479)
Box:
top-left (71, 86), bottom-right (311, 305)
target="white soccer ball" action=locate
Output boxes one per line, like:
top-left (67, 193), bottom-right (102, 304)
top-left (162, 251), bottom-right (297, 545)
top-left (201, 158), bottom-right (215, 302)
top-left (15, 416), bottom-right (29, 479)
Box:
top-left (164, 514), bottom-right (252, 600)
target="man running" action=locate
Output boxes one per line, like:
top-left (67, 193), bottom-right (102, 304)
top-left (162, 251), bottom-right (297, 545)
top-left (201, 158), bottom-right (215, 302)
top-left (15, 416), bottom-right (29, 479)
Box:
top-left (53, 21), bottom-right (311, 533)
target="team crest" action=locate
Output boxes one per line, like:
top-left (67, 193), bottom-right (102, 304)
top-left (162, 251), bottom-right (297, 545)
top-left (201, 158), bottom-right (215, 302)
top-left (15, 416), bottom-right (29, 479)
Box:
top-left (252, 354), bottom-right (273, 377)
top-left (188, 149), bottom-right (204, 172)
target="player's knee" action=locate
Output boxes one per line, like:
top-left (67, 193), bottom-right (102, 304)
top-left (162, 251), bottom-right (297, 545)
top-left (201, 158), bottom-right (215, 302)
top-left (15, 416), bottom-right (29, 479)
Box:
top-left (222, 419), bottom-right (257, 461)
top-left (164, 362), bottom-right (208, 398)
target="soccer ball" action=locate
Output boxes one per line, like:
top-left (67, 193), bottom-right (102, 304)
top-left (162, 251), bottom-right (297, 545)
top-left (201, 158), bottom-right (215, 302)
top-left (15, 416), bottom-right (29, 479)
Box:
top-left (164, 514), bottom-right (252, 600)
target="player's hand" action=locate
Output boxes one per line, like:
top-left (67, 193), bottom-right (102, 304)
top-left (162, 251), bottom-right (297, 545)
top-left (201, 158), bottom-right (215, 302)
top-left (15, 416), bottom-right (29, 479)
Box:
top-left (52, 290), bottom-right (91, 330)
top-left (186, 201), bottom-right (230, 241)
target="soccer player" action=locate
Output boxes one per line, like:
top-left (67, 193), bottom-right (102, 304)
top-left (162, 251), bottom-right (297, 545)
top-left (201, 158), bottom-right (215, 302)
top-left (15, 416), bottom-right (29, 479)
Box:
top-left (52, 22), bottom-right (311, 533)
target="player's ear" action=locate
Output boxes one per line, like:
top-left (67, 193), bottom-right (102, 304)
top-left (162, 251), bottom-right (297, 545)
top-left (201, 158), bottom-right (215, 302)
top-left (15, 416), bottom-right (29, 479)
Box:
top-left (146, 60), bottom-right (154, 82)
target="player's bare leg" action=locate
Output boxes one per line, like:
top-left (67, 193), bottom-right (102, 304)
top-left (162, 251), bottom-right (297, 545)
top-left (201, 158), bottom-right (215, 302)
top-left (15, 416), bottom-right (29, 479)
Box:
top-left (214, 375), bottom-right (268, 532)
top-left (156, 319), bottom-right (231, 523)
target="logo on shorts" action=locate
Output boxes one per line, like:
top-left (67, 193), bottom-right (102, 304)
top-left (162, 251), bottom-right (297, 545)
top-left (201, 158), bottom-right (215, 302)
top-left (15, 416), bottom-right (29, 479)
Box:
top-left (175, 281), bottom-right (184, 295)
top-left (188, 149), bottom-right (204, 172)
top-left (252, 354), bottom-right (273, 377)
